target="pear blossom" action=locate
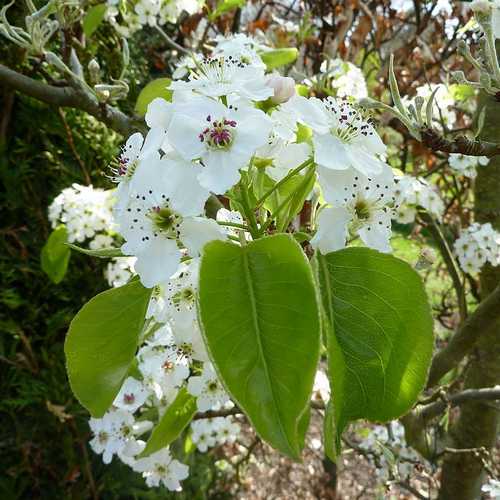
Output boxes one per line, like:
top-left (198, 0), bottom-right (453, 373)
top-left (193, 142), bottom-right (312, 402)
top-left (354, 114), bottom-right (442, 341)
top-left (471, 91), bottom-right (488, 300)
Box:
top-left (290, 96), bottom-right (387, 176)
top-left (105, 257), bottom-right (136, 288)
top-left (132, 447), bottom-right (189, 490)
top-left (166, 96), bottom-right (272, 193)
top-left (169, 55), bottom-right (273, 101)
top-left (319, 59), bottom-right (368, 99)
top-left (89, 409), bottom-right (152, 464)
top-left (482, 478), bottom-right (500, 499)
top-left (393, 175), bottom-right (444, 223)
top-left (449, 153), bottom-right (489, 178)
top-left (113, 377), bottom-right (151, 413)
top-left (454, 222), bottom-right (500, 273)
top-left (187, 364), bottom-right (230, 411)
top-left (114, 153), bottom-right (215, 287)
top-left (135, 0), bottom-right (161, 27)
top-left (312, 167), bottom-right (395, 253)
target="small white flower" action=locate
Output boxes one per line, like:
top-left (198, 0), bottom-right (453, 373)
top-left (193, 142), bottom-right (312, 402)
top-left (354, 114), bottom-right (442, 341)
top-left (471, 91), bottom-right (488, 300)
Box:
top-left (482, 478), bottom-right (500, 499)
top-left (449, 153), bottom-right (489, 179)
top-left (169, 55), bottom-right (273, 101)
top-left (114, 153), bottom-right (212, 287)
top-left (167, 96), bottom-right (272, 193)
top-left (132, 447), bottom-right (189, 490)
top-left (187, 364), bottom-right (230, 411)
top-left (113, 377), bottom-right (151, 413)
top-left (105, 257), bottom-right (136, 288)
top-left (291, 96), bottom-right (387, 176)
top-left (312, 167), bottom-right (395, 253)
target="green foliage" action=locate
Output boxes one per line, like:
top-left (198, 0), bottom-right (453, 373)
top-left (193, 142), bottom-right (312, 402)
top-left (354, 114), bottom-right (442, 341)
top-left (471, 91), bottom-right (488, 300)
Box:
top-left (315, 248), bottom-right (434, 457)
top-left (141, 389), bottom-right (197, 458)
top-left (65, 280), bottom-right (151, 417)
top-left (260, 48), bottom-right (299, 70)
top-left (198, 235), bottom-right (320, 459)
top-left (83, 4), bottom-right (108, 38)
top-left (41, 226), bottom-right (71, 284)
top-left (135, 78), bottom-right (173, 116)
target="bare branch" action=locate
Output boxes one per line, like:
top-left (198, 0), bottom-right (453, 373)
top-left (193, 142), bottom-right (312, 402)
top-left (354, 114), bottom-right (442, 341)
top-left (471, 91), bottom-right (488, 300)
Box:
top-left (421, 127), bottom-right (500, 158)
top-left (0, 63), bottom-right (141, 136)
top-left (427, 283), bottom-right (500, 388)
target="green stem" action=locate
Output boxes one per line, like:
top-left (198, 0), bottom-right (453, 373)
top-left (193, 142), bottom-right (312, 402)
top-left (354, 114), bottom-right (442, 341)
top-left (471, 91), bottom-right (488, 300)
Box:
top-left (239, 179), bottom-right (260, 238)
top-left (255, 158), bottom-right (313, 208)
top-left (216, 221), bottom-right (250, 231)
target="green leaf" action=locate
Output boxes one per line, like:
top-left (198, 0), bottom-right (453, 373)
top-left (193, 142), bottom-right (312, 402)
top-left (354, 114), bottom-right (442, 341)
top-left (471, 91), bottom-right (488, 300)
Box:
top-left (316, 248), bottom-right (433, 457)
top-left (41, 226), bottom-right (71, 284)
top-left (260, 48), bottom-right (298, 70)
top-left (83, 4), bottom-right (107, 38)
top-left (140, 388), bottom-right (197, 457)
top-left (135, 78), bottom-right (172, 116)
top-left (67, 243), bottom-right (124, 259)
top-left (210, 0), bottom-right (245, 20)
top-left (198, 234), bottom-right (320, 458)
top-left (65, 280), bottom-right (151, 417)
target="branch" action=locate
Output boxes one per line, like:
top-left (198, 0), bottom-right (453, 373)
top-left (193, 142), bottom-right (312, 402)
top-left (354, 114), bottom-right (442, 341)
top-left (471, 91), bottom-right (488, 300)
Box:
top-left (419, 211), bottom-right (467, 322)
top-left (427, 283), bottom-right (500, 388)
top-left (417, 386), bottom-right (500, 422)
top-left (0, 63), bottom-right (141, 137)
top-left (194, 399), bottom-right (325, 420)
top-left (421, 127), bottom-right (500, 158)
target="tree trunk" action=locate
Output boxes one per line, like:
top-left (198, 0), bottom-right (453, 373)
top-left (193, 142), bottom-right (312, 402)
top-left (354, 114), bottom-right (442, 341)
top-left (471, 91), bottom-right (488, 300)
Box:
top-left (438, 94), bottom-right (500, 499)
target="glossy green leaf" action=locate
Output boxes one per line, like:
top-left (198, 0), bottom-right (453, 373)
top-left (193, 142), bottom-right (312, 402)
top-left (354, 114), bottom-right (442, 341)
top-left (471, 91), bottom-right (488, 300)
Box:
top-left (135, 78), bottom-right (172, 116)
top-left (198, 234), bottom-right (320, 458)
top-left (140, 388), bottom-right (197, 457)
top-left (260, 48), bottom-right (298, 70)
top-left (83, 4), bottom-right (107, 38)
top-left (67, 243), bottom-right (124, 259)
top-left (41, 226), bottom-right (71, 284)
top-left (316, 248), bottom-right (433, 457)
top-left (65, 280), bottom-right (151, 417)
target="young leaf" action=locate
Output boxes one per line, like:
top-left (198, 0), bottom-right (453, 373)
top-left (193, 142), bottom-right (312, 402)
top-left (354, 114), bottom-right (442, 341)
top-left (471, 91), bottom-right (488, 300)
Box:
top-left (260, 48), bottom-right (299, 70)
top-left (65, 280), bottom-right (151, 417)
top-left (67, 243), bottom-right (124, 259)
top-left (135, 78), bottom-right (173, 116)
top-left (83, 4), bottom-right (107, 38)
top-left (315, 248), bottom-right (433, 457)
top-left (139, 388), bottom-right (197, 458)
top-left (41, 226), bottom-right (71, 284)
top-left (198, 234), bottom-right (320, 459)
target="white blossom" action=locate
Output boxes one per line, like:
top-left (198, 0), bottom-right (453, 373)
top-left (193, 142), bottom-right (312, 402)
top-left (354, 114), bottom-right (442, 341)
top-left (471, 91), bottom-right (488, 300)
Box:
top-left (132, 447), bottom-right (189, 490)
top-left (449, 153), bottom-right (489, 179)
top-left (187, 364), bottom-right (230, 411)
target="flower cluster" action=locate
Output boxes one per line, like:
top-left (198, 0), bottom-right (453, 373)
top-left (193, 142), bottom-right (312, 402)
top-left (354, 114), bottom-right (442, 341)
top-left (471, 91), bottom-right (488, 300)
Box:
top-left (393, 175), bottom-right (445, 223)
top-left (448, 153), bottom-right (489, 178)
top-left (48, 183), bottom-right (115, 244)
top-left (357, 421), bottom-right (432, 486)
top-left (190, 417), bottom-right (240, 452)
top-left (106, 0), bottom-right (202, 37)
top-left (316, 59), bottom-right (368, 99)
top-left (454, 222), bottom-right (500, 273)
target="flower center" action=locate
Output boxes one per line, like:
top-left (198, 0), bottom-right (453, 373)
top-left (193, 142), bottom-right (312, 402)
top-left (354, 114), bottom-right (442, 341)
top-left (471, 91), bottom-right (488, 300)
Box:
top-left (199, 116), bottom-right (236, 150)
top-left (98, 431), bottom-right (108, 444)
top-left (149, 205), bottom-right (181, 238)
top-left (123, 393), bottom-right (135, 405)
top-left (355, 200), bottom-right (372, 221)
top-left (207, 381), bottom-right (218, 393)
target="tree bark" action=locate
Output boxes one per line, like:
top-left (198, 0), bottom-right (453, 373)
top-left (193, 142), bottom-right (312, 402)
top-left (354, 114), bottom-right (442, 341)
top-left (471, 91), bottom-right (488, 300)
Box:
top-left (438, 93), bottom-right (500, 499)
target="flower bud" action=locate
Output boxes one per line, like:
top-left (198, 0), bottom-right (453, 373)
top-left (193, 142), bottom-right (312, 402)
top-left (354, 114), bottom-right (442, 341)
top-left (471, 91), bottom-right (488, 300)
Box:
top-left (266, 75), bottom-right (296, 104)
top-left (88, 59), bottom-right (101, 83)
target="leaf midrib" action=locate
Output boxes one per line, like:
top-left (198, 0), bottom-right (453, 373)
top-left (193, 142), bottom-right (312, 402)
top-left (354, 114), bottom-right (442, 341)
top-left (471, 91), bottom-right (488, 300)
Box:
top-left (241, 247), bottom-right (295, 456)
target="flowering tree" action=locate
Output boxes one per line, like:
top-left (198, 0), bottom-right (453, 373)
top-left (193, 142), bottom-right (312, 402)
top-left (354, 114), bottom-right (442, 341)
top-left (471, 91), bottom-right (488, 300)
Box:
top-left (2, 1), bottom-right (500, 498)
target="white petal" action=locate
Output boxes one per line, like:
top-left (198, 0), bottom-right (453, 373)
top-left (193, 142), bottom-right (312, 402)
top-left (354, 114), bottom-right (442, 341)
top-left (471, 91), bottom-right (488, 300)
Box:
top-left (179, 217), bottom-right (225, 256)
top-left (167, 114), bottom-right (205, 160)
top-left (135, 238), bottom-right (181, 288)
top-left (198, 152), bottom-right (242, 193)
top-left (310, 206), bottom-right (351, 253)
top-left (314, 133), bottom-right (351, 170)
top-left (162, 159), bottom-right (210, 217)
top-left (358, 212), bottom-right (392, 253)
top-left (145, 97), bottom-right (173, 128)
